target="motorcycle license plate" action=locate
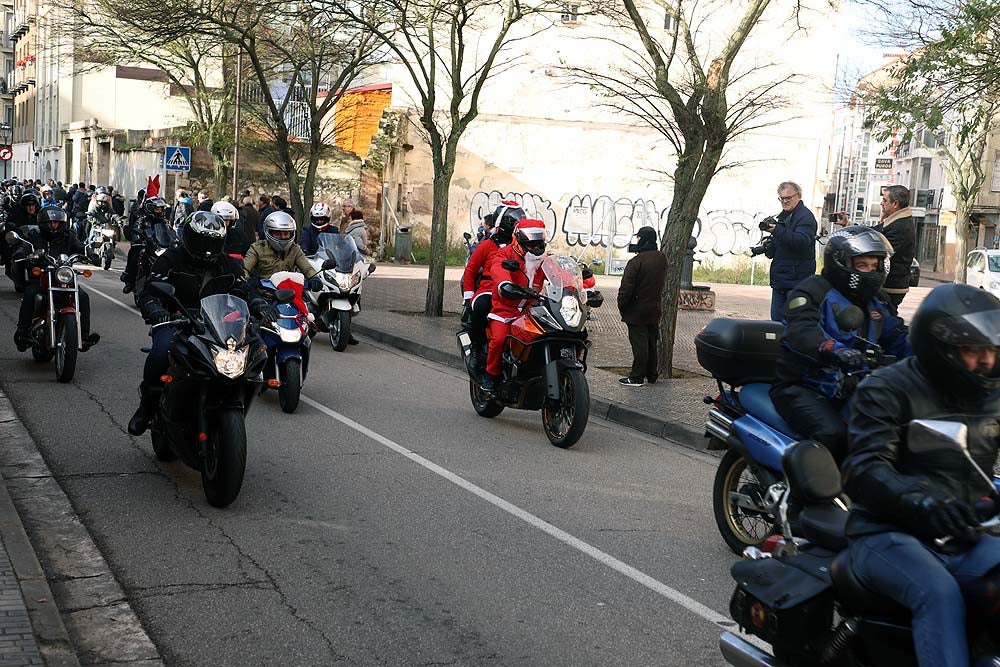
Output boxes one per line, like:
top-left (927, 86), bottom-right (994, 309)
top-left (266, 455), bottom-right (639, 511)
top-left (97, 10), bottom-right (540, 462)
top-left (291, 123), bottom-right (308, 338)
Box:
top-left (328, 299), bottom-right (351, 311)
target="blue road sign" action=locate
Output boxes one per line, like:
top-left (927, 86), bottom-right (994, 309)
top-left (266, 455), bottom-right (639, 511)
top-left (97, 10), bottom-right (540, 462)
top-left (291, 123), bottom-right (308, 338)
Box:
top-left (165, 146), bottom-right (191, 172)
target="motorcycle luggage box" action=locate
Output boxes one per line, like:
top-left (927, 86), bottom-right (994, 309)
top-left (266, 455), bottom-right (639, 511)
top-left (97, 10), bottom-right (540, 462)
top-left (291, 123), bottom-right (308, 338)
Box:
top-left (695, 318), bottom-right (782, 385)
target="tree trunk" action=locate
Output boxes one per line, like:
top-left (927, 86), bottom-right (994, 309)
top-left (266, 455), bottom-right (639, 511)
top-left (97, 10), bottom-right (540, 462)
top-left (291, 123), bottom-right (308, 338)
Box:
top-left (954, 206), bottom-right (971, 284)
top-left (274, 130), bottom-right (304, 219)
top-left (424, 132), bottom-right (459, 317)
top-left (211, 151), bottom-right (229, 200)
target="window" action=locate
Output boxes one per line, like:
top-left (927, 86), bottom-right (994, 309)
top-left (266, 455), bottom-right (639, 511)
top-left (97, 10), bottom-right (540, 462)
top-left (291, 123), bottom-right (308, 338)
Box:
top-left (560, 2), bottom-right (580, 23)
top-left (663, 9), bottom-right (675, 30)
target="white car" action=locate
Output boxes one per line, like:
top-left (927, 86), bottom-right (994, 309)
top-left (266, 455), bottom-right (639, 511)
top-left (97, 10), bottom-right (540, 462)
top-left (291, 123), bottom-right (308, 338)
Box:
top-left (964, 248), bottom-right (1000, 297)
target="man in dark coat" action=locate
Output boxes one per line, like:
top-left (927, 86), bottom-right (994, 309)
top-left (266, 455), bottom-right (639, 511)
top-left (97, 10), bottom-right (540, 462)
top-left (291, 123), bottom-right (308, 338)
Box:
top-left (873, 185), bottom-right (915, 307)
top-left (767, 181), bottom-right (818, 321)
top-left (617, 226), bottom-right (668, 386)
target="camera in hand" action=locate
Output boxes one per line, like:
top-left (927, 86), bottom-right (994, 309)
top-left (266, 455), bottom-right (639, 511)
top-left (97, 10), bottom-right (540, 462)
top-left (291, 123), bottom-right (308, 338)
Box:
top-left (750, 216), bottom-right (777, 258)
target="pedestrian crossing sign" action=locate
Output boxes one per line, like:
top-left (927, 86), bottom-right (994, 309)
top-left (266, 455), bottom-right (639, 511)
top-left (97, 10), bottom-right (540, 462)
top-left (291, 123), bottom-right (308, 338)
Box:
top-left (165, 146), bottom-right (191, 172)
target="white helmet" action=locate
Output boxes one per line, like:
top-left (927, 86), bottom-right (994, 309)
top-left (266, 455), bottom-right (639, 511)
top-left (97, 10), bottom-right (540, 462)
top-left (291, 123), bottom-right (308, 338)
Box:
top-left (263, 211), bottom-right (297, 252)
top-left (309, 202), bottom-right (332, 230)
top-left (211, 200), bottom-right (239, 224)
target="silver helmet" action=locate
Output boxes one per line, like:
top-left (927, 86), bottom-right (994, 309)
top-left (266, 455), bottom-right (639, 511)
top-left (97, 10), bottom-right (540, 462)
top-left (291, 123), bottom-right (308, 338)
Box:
top-left (263, 211), bottom-right (296, 252)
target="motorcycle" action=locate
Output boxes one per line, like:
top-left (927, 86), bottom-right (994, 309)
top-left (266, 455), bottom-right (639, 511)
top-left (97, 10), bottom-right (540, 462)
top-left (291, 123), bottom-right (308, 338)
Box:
top-left (141, 282), bottom-right (279, 507)
top-left (257, 272), bottom-right (312, 414)
top-left (10, 232), bottom-right (93, 383)
top-left (695, 305), bottom-right (895, 554)
top-left (720, 420), bottom-right (1000, 667)
top-left (456, 254), bottom-right (604, 448)
top-left (305, 234), bottom-right (375, 351)
top-left (132, 220), bottom-right (179, 305)
top-left (85, 214), bottom-right (121, 270)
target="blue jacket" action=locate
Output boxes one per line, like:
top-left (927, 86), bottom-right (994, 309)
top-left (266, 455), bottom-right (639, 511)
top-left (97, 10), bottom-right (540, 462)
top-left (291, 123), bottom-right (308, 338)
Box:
top-left (769, 201), bottom-right (817, 290)
top-left (300, 224), bottom-right (339, 256)
top-left (774, 275), bottom-right (910, 398)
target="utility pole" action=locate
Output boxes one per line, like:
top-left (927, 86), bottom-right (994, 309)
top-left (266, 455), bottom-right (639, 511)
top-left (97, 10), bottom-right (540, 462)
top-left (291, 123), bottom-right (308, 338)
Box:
top-left (232, 50), bottom-right (242, 200)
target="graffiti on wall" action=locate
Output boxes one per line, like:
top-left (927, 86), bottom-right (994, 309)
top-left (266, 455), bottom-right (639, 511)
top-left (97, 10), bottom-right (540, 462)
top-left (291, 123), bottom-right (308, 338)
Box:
top-left (470, 190), bottom-right (775, 257)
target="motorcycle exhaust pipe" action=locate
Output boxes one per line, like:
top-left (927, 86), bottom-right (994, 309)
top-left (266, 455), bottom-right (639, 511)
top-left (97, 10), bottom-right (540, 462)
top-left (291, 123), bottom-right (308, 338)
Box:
top-left (708, 408), bottom-right (734, 429)
top-left (719, 632), bottom-right (777, 667)
top-left (705, 420), bottom-right (731, 442)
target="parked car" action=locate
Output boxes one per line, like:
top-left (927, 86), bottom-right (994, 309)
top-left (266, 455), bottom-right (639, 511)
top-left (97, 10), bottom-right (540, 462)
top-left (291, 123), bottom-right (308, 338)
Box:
top-left (964, 248), bottom-right (1000, 297)
top-left (909, 258), bottom-right (920, 287)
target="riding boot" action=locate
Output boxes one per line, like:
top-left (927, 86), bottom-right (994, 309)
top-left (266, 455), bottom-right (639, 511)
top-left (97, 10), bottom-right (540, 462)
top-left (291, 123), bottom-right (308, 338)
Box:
top-left (480, 373), bottom-right (501, 394)
top-left (13, 328), bottom-right (30, 352)
top-left (127, 383), bottom-right (157, 436)
top-left (81, 332), bottom-right (100, 352)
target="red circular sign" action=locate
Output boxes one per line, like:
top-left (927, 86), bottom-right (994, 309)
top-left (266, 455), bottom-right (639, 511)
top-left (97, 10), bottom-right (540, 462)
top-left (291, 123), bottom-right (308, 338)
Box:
top-left (0, 146), bottom-right (12, 161)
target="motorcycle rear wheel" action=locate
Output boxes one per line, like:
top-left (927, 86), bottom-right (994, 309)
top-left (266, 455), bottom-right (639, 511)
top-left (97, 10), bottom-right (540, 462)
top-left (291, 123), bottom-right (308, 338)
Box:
top-left (713, 448), bottom-right (779, 554)
top-left (55, 314), bottom-right (78, 383)
top-left (278, 358), bottom-right (302, 414)
top-left (469, 379), bottom-right (504, 418)
top-left (201, 409), bottom-right (247, 508)
top-left (542, 368), bottom-right (590, 448)
top-left (329, 310), bottom-right (351, 351)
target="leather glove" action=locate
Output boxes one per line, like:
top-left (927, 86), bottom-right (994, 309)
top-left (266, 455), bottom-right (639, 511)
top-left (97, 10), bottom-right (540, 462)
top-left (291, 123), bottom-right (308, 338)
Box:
top-left (306, 277), bottom-right (322, 291)
top-left (829, 347), bottom-right (865, 371)
top-left (905, 494), bottom-right (980, 546)
top-left (253, 302), bottom-right (280, 323)
top-left (147, 309), bottom-right (172, 325)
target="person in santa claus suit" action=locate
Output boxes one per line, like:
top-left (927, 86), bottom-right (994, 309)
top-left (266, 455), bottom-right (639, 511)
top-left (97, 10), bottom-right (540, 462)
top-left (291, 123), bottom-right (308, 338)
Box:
top-left (482, 218), bottom-right (549, 393)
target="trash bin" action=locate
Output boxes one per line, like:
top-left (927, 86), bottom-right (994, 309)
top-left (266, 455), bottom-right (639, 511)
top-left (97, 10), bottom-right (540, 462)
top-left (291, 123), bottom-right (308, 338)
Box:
top-left (394, 226), bottom-right (412, 262)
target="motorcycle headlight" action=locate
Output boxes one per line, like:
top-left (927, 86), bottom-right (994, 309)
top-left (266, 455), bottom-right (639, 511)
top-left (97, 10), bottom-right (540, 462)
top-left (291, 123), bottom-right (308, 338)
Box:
top-left (213, 339), bottom-right (248, 378)
top-left (55, 267), bottom-right (75, 284)
top-left (336, 272), bottom-right (360, 291)
top-left (560, 295), bottom-right (583, 328)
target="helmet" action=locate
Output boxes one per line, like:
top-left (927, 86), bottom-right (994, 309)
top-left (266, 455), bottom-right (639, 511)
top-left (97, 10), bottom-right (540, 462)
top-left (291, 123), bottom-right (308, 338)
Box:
top-left (180, 211), bottom-right (226, 264)
top-left (96, 186), bottom-right (108, 195)
top-left (18, 192), bottom-right (39, 210)
top-left (143, 196), bottom-right (167, 218)
top-left (492, 201), bottom-right (526, 232)
top-left (910, 283), bottom-right (1000, 397)
top-left (40, 185), bottom-right (53, 195)
top-left (309, 202), bottom-right (332, 230)
top-left (94, 193), bottom-right (110, 210)
top-left (513, 219), bottom-right (547, 257)
top-left (36, 207), bottom-right (69, 240)
top-left (262, 211), bottom-right (297, 252)
top-left (491, 212), bottom-right (516, 245)
top-left (210, 200), bottom-right (239, 224)
top-left (821, 225), bottom-right (893, 301)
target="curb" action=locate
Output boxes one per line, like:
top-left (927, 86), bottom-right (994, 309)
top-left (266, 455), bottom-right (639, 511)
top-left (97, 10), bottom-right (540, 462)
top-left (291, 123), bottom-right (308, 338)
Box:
top-left (352, 322), bottom-right (708, 448)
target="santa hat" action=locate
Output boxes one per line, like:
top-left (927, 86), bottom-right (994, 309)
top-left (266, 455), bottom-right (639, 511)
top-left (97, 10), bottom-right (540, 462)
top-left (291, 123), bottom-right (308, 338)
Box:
top-left (516, 219), bottom-right (546, 242)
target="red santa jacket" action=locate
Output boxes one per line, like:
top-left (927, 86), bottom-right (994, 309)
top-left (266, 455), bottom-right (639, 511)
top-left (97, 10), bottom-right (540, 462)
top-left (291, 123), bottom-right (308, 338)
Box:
top-left (488, 245), bottom-right (547, 322)
top-left (461, 237), bottom-right (503, 300)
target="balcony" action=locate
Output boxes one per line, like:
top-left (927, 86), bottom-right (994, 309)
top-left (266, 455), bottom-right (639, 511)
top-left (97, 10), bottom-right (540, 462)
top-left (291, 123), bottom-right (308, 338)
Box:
top-left (915, 188), bottom-right (942, 211)
top-left (8, 61), bottom-right (34, 95)
top-left (9, 12), bottom-right (32, 43)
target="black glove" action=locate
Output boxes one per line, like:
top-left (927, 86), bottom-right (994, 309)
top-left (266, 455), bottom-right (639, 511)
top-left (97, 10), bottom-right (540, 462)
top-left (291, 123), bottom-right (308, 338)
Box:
top-left (306, 277), bottom-right (322, 291)
top-left (905, 494), bottom-right (980, 547)
top-left (828, 347), bottom-right (865, 371)
top-left (147, 308), bottom-right (172, 325)
top-left (253, 302), bottom-right (280, 323)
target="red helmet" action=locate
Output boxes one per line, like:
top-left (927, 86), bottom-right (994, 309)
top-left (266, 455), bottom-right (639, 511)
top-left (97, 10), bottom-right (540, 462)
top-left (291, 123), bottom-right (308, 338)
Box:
top-left (513, 219), bottom-right (547, 257)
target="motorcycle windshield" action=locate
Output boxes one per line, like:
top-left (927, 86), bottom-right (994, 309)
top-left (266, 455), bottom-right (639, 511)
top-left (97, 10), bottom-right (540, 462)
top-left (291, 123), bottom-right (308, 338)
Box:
top-left (316, 234), bottom-right (358, 272)
top-left (541, 255), bottom-right (585, 300)
top-left (200, 294), bottom-right (250, 347)
top-left (150, 222), bottom-right (177, 248)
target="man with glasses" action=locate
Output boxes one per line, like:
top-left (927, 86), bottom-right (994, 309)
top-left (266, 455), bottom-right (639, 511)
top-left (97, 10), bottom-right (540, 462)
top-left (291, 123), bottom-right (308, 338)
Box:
top-left (764, 181), bottom-right (818, 321)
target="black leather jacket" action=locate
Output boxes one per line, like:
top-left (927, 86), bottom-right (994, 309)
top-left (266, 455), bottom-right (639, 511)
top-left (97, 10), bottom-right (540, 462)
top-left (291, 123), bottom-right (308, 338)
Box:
top-left (137, 247), bottom-right (263, 323)
top-left (843, 357), bottom-right (1000, 538)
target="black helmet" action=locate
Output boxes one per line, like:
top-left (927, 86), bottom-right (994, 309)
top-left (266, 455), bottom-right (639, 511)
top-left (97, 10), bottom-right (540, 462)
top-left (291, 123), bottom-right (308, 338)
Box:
top-left (18, 192), bottom-right (39, 210)
top-left (36, 207), bottom-right (69, 240)
top-left (491, 212), bottom-right (517, 245)
top-left (910, 283), bottom-right (1000, 397)
top-left (821, 225), bottom-right (893, 301)
top-left (143, 196), bottom-right (167, 217)
top-left (492, 201), bottom-right (526, 231)
top-left (180, 211), bottom-right (226, 264)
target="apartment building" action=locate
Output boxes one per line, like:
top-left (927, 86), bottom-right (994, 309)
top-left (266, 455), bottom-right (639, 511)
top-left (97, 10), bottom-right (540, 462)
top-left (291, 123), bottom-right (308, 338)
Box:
top-left (8, 0), bottom-right (32, 177)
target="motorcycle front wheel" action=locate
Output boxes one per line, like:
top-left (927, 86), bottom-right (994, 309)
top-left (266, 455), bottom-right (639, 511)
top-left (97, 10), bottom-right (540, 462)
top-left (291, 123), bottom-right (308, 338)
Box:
top-left (103, 246), bottom-right (113, 270)
top-left (329, 310), bottom-right (351, 351)
top-left (201, 409), bottom-right (247, 508)
top-left (278, 358), bottom-right (302, 414)
top-left (55, 314), bottom-right (78, 383)
top-left (713, 448), bottom-right (779, 554)
top-left (150, 419), bottom-right (177, 462)
top-left (541, 368), bottom-right (590, 448)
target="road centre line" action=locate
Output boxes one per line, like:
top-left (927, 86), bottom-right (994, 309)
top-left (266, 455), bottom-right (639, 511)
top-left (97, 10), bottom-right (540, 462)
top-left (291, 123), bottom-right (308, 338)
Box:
top-left (85, 283), bottom-right (735, 631)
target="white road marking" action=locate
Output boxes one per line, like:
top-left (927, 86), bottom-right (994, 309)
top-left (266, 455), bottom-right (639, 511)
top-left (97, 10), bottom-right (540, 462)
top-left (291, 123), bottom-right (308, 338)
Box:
top-left (84, 283), bottom-right (740, 633)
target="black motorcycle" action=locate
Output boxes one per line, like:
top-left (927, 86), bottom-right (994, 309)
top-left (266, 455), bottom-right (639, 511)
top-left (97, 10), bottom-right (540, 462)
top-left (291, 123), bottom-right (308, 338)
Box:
top-left (141, 282), bottom-right (283, 507)
top-left (720, 420), bottom-right (1000, 667)
top-left (131, 221), bottom-right (178, 305)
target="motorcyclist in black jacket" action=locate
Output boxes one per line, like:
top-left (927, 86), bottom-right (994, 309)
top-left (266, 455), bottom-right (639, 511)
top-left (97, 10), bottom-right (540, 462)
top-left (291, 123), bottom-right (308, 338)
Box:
top-left (121, 196), bottom-right (170, 294)
top-left (2, 193), bottom-right (41, 291)
top-left (843, 283), bottom-right (1000, 667)
top-left (8, 208), bottom-right (101, 351)
top-left (127, 211), bottom-right (275, 436)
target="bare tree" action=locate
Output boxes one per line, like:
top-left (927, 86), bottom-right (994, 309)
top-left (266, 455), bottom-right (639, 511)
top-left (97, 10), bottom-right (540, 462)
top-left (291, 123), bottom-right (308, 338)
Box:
top-left (328, 0), bottom-right (556, 316)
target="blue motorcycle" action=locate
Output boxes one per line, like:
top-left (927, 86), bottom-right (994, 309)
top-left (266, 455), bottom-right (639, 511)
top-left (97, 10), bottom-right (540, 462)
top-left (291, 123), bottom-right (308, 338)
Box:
top-left (258, 272), bottom-right (311, 413)
top-left (695, 306), bottom-right (891, 554)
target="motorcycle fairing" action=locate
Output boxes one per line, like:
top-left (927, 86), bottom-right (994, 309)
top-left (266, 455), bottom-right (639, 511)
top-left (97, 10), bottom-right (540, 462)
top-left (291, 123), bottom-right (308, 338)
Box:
top-left (732, 414), bottom-right (796, 473)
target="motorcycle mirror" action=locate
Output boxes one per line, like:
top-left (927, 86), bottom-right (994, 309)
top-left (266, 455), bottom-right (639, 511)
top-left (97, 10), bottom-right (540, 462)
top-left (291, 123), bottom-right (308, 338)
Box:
top-left (835, 305), bottom-right (865, 332)
top-left (274, 289), bottom-right (296, 305)
top-left (463, 232), bottom-right (472, 241)
top-left (367, 263), bottom-right (376, 275)
top-left (322, 258), bottom-right (338, 270)
top-left (907, 420), bottom-right (969, 455)
top-left (146, 281), bottom-right (176, 299)
top-left (501, 259), bottom-right (521, 271)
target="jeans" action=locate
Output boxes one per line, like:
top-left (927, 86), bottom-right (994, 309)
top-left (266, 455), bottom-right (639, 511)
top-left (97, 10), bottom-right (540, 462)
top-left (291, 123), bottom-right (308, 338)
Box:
top-left (850, 531), bottom-right (1000, 667)
top-left (17, 280), bottom-right (92, 335)
top-left (143, 325), bottom-right (177, 385)
top-left (770, 288), bottom-right (788, 322)
top-left (626, 323), bottom-right (658, 381)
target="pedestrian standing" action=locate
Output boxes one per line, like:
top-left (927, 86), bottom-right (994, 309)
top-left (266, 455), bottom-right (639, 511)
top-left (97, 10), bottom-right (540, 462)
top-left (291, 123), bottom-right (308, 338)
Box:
top-left (617, 226), bottom-right (668, 387)
top-left (256, 194), bottom-right (274, 238)
top-left (873, 185), bottom-right (915, 307)
top-left (339, 198), bottom-right (355, 227)
top-left (766, 181), bottom-right (817, 321)
top-left (240, 196), bottom-right (258, 242)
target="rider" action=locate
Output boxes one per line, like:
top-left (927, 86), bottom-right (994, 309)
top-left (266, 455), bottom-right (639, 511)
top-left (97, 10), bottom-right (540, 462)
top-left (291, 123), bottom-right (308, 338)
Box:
top-left (9, 208), bottom-right (101, 351)
top-left (769, 225), bottom-right (909, 461)
top-left (211, 200), bottom-right (252, 257)
top-left (843, 283), bottom-right (1000, 667)
top-left (121, 196), bottom-right (169, 294)
top-left (128, 212), bottom-right (274, 436)
top-left (39, 185), bottom-right (59, 209)
top-left (300, 202), bottom-right (339, 256)
top-left (462, 204), bottom-right (522, 371)
top-left (482, 218), bottom-right (549, 392)
top-left (2, 192), bottom-right (41, 292)
top-left (243, 211), bottom-right (319, 286)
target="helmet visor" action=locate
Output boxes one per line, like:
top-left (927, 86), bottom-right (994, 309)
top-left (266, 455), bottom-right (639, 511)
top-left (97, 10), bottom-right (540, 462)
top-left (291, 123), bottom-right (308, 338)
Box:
top-left (930, 310), bottom-right (1000, 347)
top-left (830, 228), bottom-right (894, 258)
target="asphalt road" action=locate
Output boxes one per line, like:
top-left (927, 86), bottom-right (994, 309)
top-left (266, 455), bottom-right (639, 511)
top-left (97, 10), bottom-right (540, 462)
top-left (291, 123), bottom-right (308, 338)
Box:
top-left (0, 266), bottom-right (743, 666)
